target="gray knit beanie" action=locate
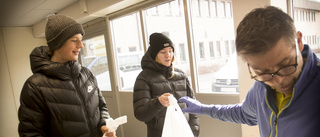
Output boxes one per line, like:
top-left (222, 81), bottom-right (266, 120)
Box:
top-left (45, 14), bottom-right (85, 52)
top-left (149, 33), bottom-right (174, 59)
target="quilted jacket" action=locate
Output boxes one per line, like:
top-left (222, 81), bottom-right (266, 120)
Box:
top-left (133, 48), bottom-right (200, 137)
top-left (18, 46), bottom-right (110, 137)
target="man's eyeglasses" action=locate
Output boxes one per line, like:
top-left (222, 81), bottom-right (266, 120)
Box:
top-left (247, 46), bottom-right (298, 82)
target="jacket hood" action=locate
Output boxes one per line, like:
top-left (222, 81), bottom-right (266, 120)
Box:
top-left (264, 44), bottom-right (319, 113)
top-left (141, 48), bottom-right (173, 79)
top-left (29, 46), bottom-right (81, 80)
top-left (293, 44), bottom-right (319, 99)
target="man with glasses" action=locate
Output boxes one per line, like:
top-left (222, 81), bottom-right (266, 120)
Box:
top-left (179, 6), bottom-right (320, 137)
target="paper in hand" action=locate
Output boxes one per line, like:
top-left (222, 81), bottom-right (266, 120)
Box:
top-left (102, 115), bottom-right (127, 137)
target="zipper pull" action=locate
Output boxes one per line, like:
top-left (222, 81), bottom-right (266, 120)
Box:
top-left (274, 118), bottom-right (278, 125)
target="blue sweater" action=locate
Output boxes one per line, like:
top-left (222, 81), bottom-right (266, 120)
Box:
top-left (202, 45), bottom-right (320, 137)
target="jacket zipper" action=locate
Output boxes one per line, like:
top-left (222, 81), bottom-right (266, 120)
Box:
top-left (265, 91), bottom-right (276, 137)
top-left (71, 65), bottom-right (93, 136)
top-left (265, 88), bottom-right (296, 137)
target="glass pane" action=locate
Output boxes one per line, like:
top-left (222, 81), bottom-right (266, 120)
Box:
top-left (110, 13), bottom-right (143, 91)
top-left (81, 35), bottom-right (111, 91)
top-left (144, 0), bottom-right (192, 83)
top-left (212, 0), bottom-right (217, 17)
top-left (293, 0), bottom-right (320, 58)
top-left (190, 0), bottom-right (238, 93)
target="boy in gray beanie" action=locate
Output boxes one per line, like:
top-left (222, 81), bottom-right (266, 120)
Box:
top-left (18, 14), bottom-right (116, 137)
top-left (45, 14), bottom-right (85, 52)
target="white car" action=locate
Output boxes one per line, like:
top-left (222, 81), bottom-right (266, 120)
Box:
top-left (212, 53), bottom-right (239, 93)
top-left (92, 52), bottom-right (143, 91)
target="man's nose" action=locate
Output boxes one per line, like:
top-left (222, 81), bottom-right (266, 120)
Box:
top-left (271, 74), bottom-right (285, 84)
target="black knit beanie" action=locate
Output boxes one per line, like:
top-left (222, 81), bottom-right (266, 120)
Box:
top-left (149, 33), bottom-right (174, 59)
top-left (45, 14), bottom-right (85, 52)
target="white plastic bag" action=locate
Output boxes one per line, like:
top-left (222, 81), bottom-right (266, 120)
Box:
top-left (161, 95), bottom-right (194, 137)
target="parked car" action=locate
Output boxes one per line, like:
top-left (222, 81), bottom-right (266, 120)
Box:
top-left (87, 51), bottom-right (143, 90)
top-left (87, 56), bottom-right (108, 76)
top-left (83, 56), bottom-right (96, 67)
top-left (212, 53), bottom-right (239, 93)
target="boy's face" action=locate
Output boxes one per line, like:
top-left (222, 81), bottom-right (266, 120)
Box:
top-left (51, 33), bottom-right (83, 63)
top-left (245, 37), bottom-right (304, 95)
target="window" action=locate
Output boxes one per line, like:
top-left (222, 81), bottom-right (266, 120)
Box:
top-left (149, 6), bottom-right (159, 16)
top-left (293, 0), bottom-right (320, 58)
top-left (174, 0), bottom-right (182, 16)
top-left (179, 43), bottom-right (186, 62)
top-left (211, 0), bottom-right (217, 17)
top-left (81, 35), bottom-right (112, 91)
top-left (295, 9), bottom-right (300, 21)
top-left (226, 2), bottom-right (232, 18)
top-left (225, 40), bottom-right (229, 56)
top-left (194, 0), bottom-right (201, 17)
top-left (204, 0), bottom-right (210, 17)
top-left (164, 2), bottom-right (172, 16)
top-left (312, 12), bottom-right (315, 22)
top-left (221, 1), bottom-right (226, 17)
top-left (190, 0), bottom-right (237, 93)
top-left (129, 47), bottom-right (137, 52)
top-left (144, 1), bottom-right (191, 81)
top-left (110, 13), bottom-right (143, 91)
top-left (209, 41), bottom-right (215, 57)
top-left (216, 41), bottom-right (221, 57)
top-left (199, 42), bottom-right (205, 58)
top-left (231, 40), bottom-right (235, 53)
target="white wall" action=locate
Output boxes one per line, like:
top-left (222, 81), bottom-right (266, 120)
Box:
top-left (0, 27), bottom-right (46, 137)
top-left (232, 0), bottom-right (263, 136)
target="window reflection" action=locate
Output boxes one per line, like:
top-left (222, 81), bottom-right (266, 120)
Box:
top-left (81, 35), bottom-right (112, 91)
top-left (110, 13), bottom-right (144, 91)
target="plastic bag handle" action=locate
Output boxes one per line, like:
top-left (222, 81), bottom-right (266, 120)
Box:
top-left (168, 95), bottom-right (182, 113)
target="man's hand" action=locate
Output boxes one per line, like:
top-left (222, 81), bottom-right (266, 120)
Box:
top-left (179, 96), bottom-right (203, 114)
top-left (101, 126), bottom-right (116, 137)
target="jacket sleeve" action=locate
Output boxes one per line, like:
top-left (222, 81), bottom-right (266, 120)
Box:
top-left (201, 82), bottom-right (259, 126)
top-left (91, 73), bottom-right (111, 129)
top-left (186, 78), bottom-right (200, 137)
top-left (97, 87), bottom-right (111, 127)
top-left (133, 75), bottom-right (165, 122)
top-left (18, 81), bottom-right (48, 137)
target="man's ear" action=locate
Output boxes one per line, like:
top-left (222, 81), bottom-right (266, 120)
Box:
top-left (296, 31), bottom-right (304, 52)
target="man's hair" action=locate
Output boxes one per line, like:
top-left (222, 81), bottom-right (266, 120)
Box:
top-left (236, 6), bottom-right (296, 58)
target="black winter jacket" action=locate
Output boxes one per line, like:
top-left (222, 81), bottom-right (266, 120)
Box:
top-left (133, 48), bottom-right (200, 137)
top-left (18, 46), bottom-right (111, 137)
